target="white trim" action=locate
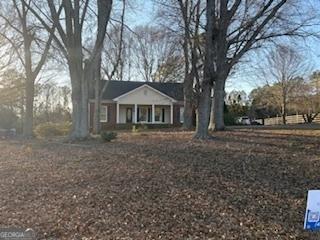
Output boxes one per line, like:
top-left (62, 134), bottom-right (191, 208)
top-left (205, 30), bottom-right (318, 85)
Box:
top-left (152, 104), bottom-right (155, 123)
top-left (100, 105), bottom-right (108, 123)
top-left (113, 84), bottom-right (177, 102)
top-left (170, 103), bottom-right (174, 124)
top-left (89, 99), bottom-right (114, 104)
top-left (134, 104), bottom-right (138, 123)
top-left (180, 106), bottom-right (184, 123)
top-left (116, 103), bottom-right (120, 124)
top-left (88, 103), bottom-right (91, 126)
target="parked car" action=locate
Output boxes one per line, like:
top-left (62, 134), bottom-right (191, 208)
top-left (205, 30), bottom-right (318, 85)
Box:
top-left (238, 116), bottom-right (251, 125)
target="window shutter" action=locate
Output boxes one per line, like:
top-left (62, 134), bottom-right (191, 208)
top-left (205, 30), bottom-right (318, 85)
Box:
top-left (162, 108), bottom-right (165, 122)
top-left (148, 108), bottom-right (151, 122)
top-left (106, 106), bottom-right (108, 122)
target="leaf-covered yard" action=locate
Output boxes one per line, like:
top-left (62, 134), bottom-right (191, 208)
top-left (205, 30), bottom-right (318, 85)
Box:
top-left (0, 127), bottom-right (320, 239)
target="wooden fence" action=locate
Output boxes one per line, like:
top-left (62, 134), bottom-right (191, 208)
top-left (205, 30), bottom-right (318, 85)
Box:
top-left (263, 114), bottom-right (320, 125)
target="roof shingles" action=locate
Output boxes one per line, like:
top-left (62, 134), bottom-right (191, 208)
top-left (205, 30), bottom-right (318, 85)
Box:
top-left (95, 80), bottom-right (184, 101)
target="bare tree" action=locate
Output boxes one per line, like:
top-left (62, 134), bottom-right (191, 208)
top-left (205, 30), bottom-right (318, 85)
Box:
top-left (155, 0), bottom-right (205, 129)
top-left (133, 26), bottom-right (181, 82)
top-left (292, 72), bottom-right (320, 123)
top-left (0, 0), bottom-right (55, 137)
top-left (152, 55), bottom-right (184, 82)
top-left (102, 23), bottom-right (126, 81)
top-left (177, 0), bottom-right (204, 130)
top-left (194, 0), bottom-right (215, 139)
top-left (92, 0), bottom-right (126, 134)
top-left (194, 0), bottom-right (316, 139)
top-left (34, 83), bottom-right (71, 125)
top-left (264, 45), bottom-right (308, 124)
top-left (23, 0), bottom-right (113, 140)
top-left (0, 68), bottom-right (25, 116)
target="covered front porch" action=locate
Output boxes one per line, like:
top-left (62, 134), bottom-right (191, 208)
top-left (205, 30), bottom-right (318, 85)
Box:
top-left (116, 104), bottom-right (173, 124)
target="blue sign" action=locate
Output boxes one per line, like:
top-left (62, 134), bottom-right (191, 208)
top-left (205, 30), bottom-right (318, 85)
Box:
top-left (305, 190), bottom-right (320, 230)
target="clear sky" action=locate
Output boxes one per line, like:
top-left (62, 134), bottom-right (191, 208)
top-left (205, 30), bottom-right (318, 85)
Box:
top-left (126, 0), bottom-right (155, 26)
top-left (126, 0), bottom-right (320, 94)
top-left (51, 0), bottom-right (320, 95)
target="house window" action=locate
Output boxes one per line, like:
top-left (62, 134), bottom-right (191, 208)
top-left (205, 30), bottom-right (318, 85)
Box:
top-left (100, 105), bottom-right (108, 122)
top-left (155, 106), bottom-right (165, 123)
top-left (180, 107), bottom-right (184, 123)
top-left (155, 107), bottom-right (162, 122)
top-left (126, 108), bottom-right (132, 123)
top-left (138, 106), bottom-right (148, 122)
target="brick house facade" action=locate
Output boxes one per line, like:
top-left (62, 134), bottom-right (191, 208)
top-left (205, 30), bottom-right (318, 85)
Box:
top-left (89, 81), bottom-right (185, 130)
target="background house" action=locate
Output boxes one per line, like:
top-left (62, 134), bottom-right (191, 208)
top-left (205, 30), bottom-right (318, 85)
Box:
top-left (89, 81), bottom-right (185, 130)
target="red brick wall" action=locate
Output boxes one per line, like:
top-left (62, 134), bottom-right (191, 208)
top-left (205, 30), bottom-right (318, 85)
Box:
top-left (89, 102), bottom-right (117, 131)
top-left (173, 103), bottom-right (183, 126)
top-left (90, 102), bottom-right (184, 131)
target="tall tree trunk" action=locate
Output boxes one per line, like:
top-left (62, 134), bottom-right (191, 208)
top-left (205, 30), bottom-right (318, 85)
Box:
top-left (282, 94), bottom-right (287, 125)
top-left (179, 0), bottom-right (194, 130)
top-left (194, 0), bottom-right (215, 139)
top-left (194, 84), bottom-right (212, 139)
top-left (93, 56), bottom-right (102, 134)
top-left (91, 0), bottom-right (114, 135)
top-left (282, 109), bottom-right (286, 124)
top-left (22, 26), bottom-right (34, 138)
top-left (183, 73), bottom-right (194, 129)
top-left (20, 96), bottom-right (25, 133)
top-left (80, 71), bottom-right (89, 137)
top-left (213, 79), bottom-right (226, 131)
top-left (69, 60), bottom-right (89, 140)
top-left (208, 89), bottom-right (215, 130)
top-left (17, 0), bottom-right (55, 138)
top-left (23, 77), bottom-right (35, 137)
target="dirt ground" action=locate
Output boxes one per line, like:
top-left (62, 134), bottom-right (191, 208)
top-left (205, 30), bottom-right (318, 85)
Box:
top-left (0, 127), bottom-right (319, 239)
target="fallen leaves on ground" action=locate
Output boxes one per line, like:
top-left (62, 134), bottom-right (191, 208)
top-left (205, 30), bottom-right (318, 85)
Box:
top-left (0, 128), bottom-right (319, 239)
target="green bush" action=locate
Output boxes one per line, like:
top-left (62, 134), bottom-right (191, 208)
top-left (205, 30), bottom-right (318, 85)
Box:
top-left (100, 131), bottom-right (117, 142)
top-left (224, 112), bottom-right (237, 126)
top-left (34, 122), bottom-right (71, 138)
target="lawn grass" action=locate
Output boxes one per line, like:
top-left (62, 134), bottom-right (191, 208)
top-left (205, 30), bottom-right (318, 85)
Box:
top-left (0, 127), bottom-right (319, 239)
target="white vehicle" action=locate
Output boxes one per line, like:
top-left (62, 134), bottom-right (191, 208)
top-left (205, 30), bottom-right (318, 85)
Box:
top-left (239, 116), bottom-right (251, 125)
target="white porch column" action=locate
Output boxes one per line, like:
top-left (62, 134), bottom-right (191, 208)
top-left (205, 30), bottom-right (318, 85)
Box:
top-left (88, 103), bottom-right (91, 127)
top-left (170, 103), bottom-right (174, 124)
top-left (134, 104), bottom-right (138, 123)
top-left (116, 103), bottom-right (120, 124)
top-left (152, 104), bottom-right (155, 123)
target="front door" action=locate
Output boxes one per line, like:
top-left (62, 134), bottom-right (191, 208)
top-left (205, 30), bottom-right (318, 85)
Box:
top-left (137, 106), bottom-right (151, 123)
top-left (126, 108), bottom-right (133, 123)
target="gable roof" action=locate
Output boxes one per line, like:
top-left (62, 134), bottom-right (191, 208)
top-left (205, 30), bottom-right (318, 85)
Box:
top-left (113, 84), bottom-right (177, 102)
top-left (96, 80), bottom-right (184, 101)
